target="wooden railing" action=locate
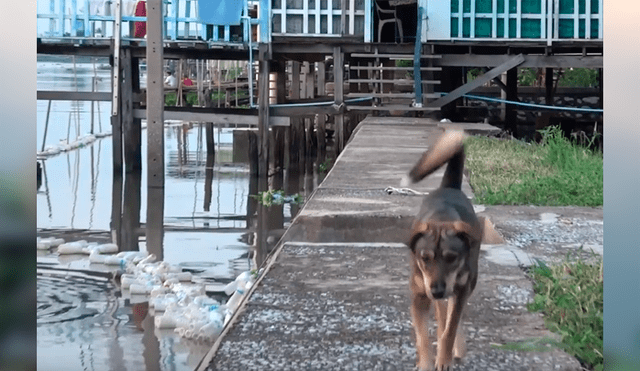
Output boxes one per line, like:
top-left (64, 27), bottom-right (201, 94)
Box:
top-left (269, 0), bottom-right (371, 41)
top-left (37, 0), bottom-right (260, 43)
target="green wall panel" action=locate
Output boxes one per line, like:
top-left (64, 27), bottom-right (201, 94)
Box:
top-left (476, 18), bottom-right (492, 37)
top-left (521, 19), bottom-right (541, 38)
top-left (476, 0), bottom-right (492, 13)
top-left (522, 0), bottom-right (541, 14)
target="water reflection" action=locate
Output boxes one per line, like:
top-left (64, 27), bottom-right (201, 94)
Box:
top-left (37, 124), bottom-right (331, 371)
top-left (37, 56), bottom-right (333, 370)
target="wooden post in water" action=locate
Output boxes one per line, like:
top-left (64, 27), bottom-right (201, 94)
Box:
top-left (317, 61), bottom-right (326, 96)
top-left (290, 61), bottom-right (301, 100)
top-left (288, 61), bottom-right (302, 176)
top-left (305, 62), bottom-right (315, 99)
top-left (111, 173), bottom-right (123, 247)
top-left (333, 47), bottom-right (345, 152)
top-left (248, 130), bottom-right (259, 177)
top-left (123, 49), bottom-right (142, 172)
top-left (146, 0), bottom-right (165, 259)
top-left (300, 62), bottom-right (308, 99)
top-left (258, 48), bottom-right (271, 178)
top-left (121, 171), bottom-right (142, 251)
top-left (274, 61), bottom-right (286, 173)
top-left (316, 113), bottom-right (326, 153)
top-left (111, 58), bottom-right (124, 175)
top-left (203, 123), bottom-right (215, 212)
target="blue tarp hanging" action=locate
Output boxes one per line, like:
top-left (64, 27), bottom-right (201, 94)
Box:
top-left (197, 0), bottom-right (244, 25)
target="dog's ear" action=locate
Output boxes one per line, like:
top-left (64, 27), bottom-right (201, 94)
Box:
top-left (408, 232), bottom-right (424, 253)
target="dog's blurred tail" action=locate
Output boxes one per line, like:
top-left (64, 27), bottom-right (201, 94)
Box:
top-left (401, 130), bottom-right (466, 190)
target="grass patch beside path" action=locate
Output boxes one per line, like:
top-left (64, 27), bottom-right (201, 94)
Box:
top-left (464, 127), bottom-right (603, 369)
top-left (527, 254), bottom-right (604, 371)
top-left (465, 126), bottom-right (603, 207)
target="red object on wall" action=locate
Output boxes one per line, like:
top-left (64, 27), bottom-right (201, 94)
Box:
top-left (134, 1), bottom-right (147, 38)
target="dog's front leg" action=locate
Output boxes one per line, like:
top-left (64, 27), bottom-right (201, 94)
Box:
top-left (435, 293), bottom-right (469, 371)
top-left (411, 293), bottom-right (433, 371)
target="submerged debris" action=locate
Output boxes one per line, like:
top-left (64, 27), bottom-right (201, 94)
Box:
top-left (39, 236), bottom-right (260, 343)
top-left (252, 190), bottom-right (304, 207)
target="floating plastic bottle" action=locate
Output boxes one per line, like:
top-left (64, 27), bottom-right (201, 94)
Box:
top-left (95, 243), bottom-right (119, 254)
top-left (116, 251), bottom-right (148, 263)
top-left (37, 237), bottom-right (65, 250)
top-left (164, 272), bottom-right (192, 282)
top-left (129, 283), bottom-right (152, 295)
top-left (88, 250), bottom-right (106, 263)
top-left (155, 313), bottom-right (178, 329)
top-left (102, 255), bottom-right (126, 267)
top-left (224, 290), bottom-right (243, 314)
top-left (58, 242), bottom-right (87, 254)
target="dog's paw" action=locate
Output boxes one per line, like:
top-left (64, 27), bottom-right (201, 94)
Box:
top-left (434, 362), bottom-right (451, 371)
top-left (435, 355), bottom-right (453, 371)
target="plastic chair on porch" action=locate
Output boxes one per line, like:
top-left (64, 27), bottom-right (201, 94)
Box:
top-left (375, 0), bottom-right (403, 43)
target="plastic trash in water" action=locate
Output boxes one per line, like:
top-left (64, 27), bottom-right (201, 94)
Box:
top-left (37, 237), bottom-right (65, 250)
top-left (164, 272), bottom-right (192, 282)
top-left (155, 313), bottom-right (178, 329)
top-left (88, 250), bottom-right (106, 264)
top-left (58, 241), bottom-right (88, 254)
top-left (94, 243), bottom-right (118, 254)
top-left (116, 251), bottom-right (148, 263)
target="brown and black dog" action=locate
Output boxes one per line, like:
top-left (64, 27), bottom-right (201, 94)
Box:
top-left (402, 130), bottom-right (484, 371)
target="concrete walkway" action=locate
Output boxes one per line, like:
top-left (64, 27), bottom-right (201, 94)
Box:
top-left (200, 117), bottom-right (602, 371)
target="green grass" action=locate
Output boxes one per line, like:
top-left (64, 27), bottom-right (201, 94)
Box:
top-left (465, 126), bottom-right (603, 370)
top-left (527, 253), bottom-right (603, 371)
top-left (465, 126), bottom-right (603, 206)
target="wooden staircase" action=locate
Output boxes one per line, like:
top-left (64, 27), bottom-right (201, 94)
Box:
top-left (344, 48), bottom-right (443, 112)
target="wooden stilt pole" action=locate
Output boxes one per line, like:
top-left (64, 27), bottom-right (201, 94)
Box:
top-left (146, 0), bottom-right (165, 260)
top-left (333, 47), bottom-right (345, 153)
top-left (258, 50), bottom-right (271, 178)
top-left (505, 67), bottom-right (518, 135)
top-left (123, 49), bottom-right (142, 173)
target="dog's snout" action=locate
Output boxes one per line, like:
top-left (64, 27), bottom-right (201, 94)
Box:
top-left (430, 282), bottom-right (446, 299)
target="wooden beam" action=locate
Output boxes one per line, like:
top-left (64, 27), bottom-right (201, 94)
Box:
top-left (37, 91), bottom-right (112, 101)
top-left (426, 54), bottom-right (525, 108)
top-left (132, 108), bottom-right (290, 126)
top-left (435, 54), bottom-right (602, 68)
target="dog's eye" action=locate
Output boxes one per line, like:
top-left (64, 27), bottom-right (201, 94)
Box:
top-left (420, 251), bottom-right (434, 262)
top-left (444, 254), bottom-right (458, 264)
